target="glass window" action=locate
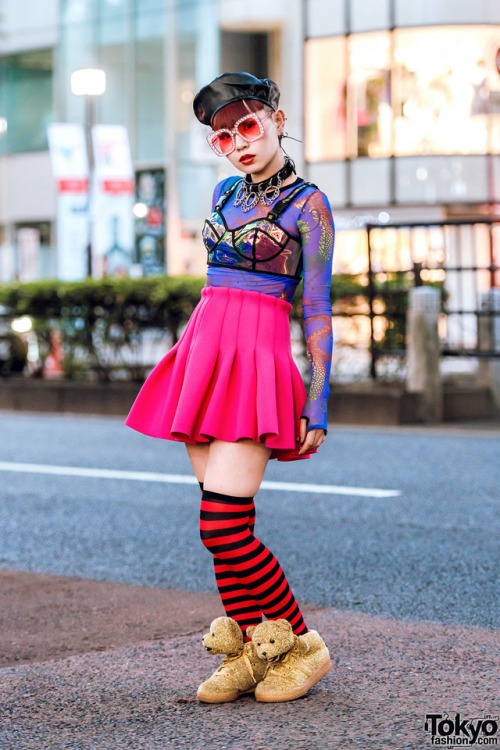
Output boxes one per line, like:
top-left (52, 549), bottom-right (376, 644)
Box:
top-left (347, 32), bottom-right (392, 158)
top-left (306, 26), bottom-right (500, 164)
top-left (393, 26), bottom-right (500, 156)
top-left (97, 0), bottom-right (130, 128)
top-left (176, 0), bottom-right (218, 219)
top-left (61, 0), bottom-right (98, 24)
top-left (305, 37), bottom-right (346, 161)
top-left (306, 32), bottom-right (392, 161)
top-left (59, 0), bottom-right (99, 124)
top-left (134, 0), bottom-right (166, 160)
top-left (134, 36), bottom-right (165, 160)
top-left (0, 50), bottom-right (54, 154)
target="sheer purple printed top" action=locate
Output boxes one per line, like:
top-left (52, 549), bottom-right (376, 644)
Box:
top-left (202, 175), bottom-right (335, 433)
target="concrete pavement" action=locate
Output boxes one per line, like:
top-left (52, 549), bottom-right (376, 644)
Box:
top-left (0, 570), bottom-right (498, 750)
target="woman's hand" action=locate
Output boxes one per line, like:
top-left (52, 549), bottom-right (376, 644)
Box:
top-left (297, 417), bottom-right (326, 455)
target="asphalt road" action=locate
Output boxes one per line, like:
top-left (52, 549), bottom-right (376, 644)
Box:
top-left (0, 412), bottom-right (498, 629)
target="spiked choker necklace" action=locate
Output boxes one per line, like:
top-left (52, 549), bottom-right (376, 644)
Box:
top-left (233, 157), bottom-right (296, 212)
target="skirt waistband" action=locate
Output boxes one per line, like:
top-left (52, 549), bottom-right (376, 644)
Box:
top-left (201, 284), bottom-right (293, 314)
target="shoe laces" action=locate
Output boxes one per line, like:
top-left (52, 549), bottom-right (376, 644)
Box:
top-left (216, 649), bottom-right (258, 685)
top-left (216, 650), bottom-right (242, 671)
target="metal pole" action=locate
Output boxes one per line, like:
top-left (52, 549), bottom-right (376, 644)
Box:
top-left (367, 226), bottom-right (377, 379)
top-left (85, 95), bottom-right (96, 277)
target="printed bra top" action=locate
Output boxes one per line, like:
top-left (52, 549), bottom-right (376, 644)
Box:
top-left (201, 174), bottom-right (335, 434)
top-left (202, 176), bottom-right (314, 281)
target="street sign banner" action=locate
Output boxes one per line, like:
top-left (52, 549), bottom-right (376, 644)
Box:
top-left (47, 124), bottom-right (89, 281)
top-left (91, 126), bottom-right (135, 278)
top-left (47, 124), bottom-right (89, 179)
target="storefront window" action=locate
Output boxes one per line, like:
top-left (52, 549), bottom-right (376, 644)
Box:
top-left (306, 32), bottom-right (392, 160)
top-left (393, 26), bottom-right (500, 156)
top-left (0, 50), bottom-right (54, 154)
top-left (305, 37), bottom-right (346, 161)
top-left (347, 32), bottom-right (392, 158)
top-left (306, 25), bottom-right (500, 162)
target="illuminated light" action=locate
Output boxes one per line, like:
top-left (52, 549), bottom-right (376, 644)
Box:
top-left (27, 333), bottom-right (39, 363)
top-left (416, 167), bottom-right (428, 181)
top-left (378, 212), bottom-right (390, 224)
top-left (0, 117), bottom-right (7, 134)
top-left (181, 89), bottom-right (194, 103)
top-left (402, 101), bottom-right (418, 118)
top-left (350, 52), bottom-right (389, 70)
top-left (421, 269), bottom-right (446, 282)
top-left (133, 202), bottom-right (148, 219)
top-left (11, 316), bottom-right (32, 333)
top-left (70, 68), bottom-right (106, 97)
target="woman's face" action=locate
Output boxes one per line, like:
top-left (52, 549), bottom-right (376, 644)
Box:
top-left (214, 104), bottom-right (286, 181)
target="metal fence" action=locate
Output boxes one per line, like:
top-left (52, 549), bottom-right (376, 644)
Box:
top-left (365, 217), bottom-right (500, 378)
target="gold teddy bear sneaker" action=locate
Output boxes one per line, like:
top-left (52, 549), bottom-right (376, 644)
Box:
top-left (197, 616), bottom-right (269, 703)
top-left (247, 619), bottom-right (332, 703)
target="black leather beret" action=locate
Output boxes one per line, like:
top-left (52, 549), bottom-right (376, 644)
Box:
top-left (193, 71), bottom-right (280, 126)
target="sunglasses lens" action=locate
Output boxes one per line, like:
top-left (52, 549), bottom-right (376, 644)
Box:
top-left (237, 116), bottom-right (262, 141)
top-left (211, 132), bottom-right (233, 155)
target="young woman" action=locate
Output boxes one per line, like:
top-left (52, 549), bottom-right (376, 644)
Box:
top-left (126, 72), bottom-right (335, 703)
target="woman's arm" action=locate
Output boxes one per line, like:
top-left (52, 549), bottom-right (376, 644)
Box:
top-left (296, 188), bottom-right (335, 448)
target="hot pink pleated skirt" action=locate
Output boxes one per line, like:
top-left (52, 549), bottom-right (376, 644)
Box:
top-left (125, 285), bottom-right (317, 461)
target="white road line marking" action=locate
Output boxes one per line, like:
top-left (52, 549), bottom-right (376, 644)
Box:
top-left (0, 462), bottom-right (401, 498)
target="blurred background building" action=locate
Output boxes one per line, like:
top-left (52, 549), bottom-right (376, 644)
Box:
top-left (0, 0), bottom-right (499, 282)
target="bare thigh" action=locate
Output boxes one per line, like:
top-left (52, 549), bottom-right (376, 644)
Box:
top-left (185, 439), bottom-right (271, 497)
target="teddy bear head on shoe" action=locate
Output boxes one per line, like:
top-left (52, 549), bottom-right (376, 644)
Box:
top-left (201, 616), bottom-right (244, 656)
top-left (246, 619), bottom-right (309, 663)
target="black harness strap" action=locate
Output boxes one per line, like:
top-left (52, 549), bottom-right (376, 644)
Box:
top-left (214, 177), bottom-right (242, 211)
top-left (266, 181), bottom-right (317, 221)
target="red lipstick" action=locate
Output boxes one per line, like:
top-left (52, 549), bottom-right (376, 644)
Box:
top-left (240, 154), bottom-right (255, 164)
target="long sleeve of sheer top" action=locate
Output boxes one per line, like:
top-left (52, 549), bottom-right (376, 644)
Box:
top-left (297, 189), bottom-right (335, 434)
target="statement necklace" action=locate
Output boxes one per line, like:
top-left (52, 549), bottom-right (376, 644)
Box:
top-left (233, 158), bottom-right (295, 212)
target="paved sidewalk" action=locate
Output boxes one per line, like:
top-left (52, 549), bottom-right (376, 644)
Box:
top-left (0, 571), bottom-right (498, 750)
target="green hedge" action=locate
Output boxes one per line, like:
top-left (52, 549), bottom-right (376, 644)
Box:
top-left (0, 276), bottom-right (206, 381)
top-left (0, 273), bottom-right (421, 380)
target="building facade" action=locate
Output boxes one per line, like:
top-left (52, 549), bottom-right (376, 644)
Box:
top-left (0, 0), bottom-right (499, 282)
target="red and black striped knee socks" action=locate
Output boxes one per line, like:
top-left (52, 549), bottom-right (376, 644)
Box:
top-left (199, 481), bottom-right (262, 641)
top-left (199, 484), bottom-right (308, 642)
